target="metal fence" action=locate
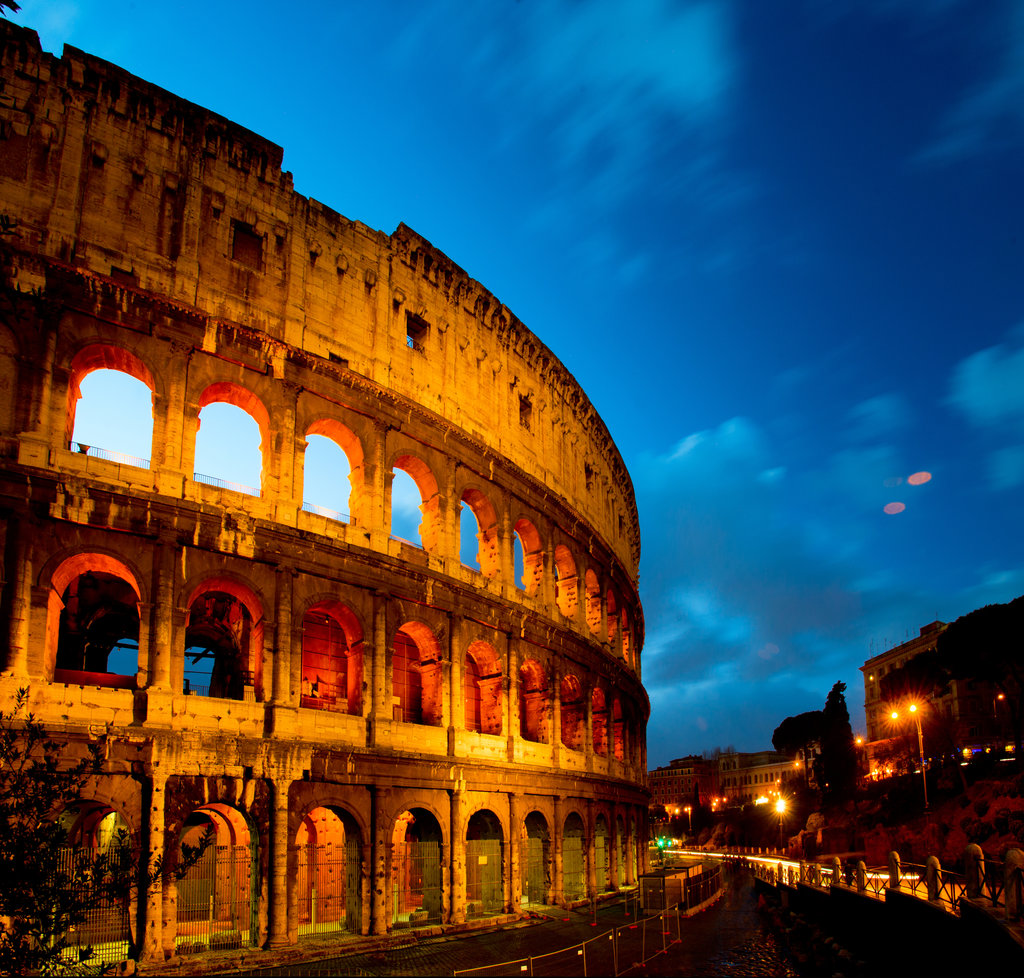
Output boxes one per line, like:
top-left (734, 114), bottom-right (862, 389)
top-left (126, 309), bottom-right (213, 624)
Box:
top-left (176, 845), bottom-right (256, 954)
top-left (193, 470), bottom-right (260, 497)
top-left (301, 500), bottom-right (349, 523)
top-left (392, 840), bottom-right (442, 927)
top-left (466, 839), bottom-right (503, 917)
top-left (70, 442), bottom-right (151, 469)
top-left (295, 841), bottom-right (361, 938)
top-left (58, 845), bottom-right (131, 967)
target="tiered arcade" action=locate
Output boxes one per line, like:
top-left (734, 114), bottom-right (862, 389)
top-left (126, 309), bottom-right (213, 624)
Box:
top-left (0, 23), bottom-right (649, 963)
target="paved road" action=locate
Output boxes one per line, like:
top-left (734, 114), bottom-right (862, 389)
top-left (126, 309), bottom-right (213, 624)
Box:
top-left (224, 872), bottom-right (799, 977)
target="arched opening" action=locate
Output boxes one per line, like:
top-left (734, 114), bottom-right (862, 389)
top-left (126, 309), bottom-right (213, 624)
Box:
top-left (54, 569), bottom-right (140, 687)
top-left (594, 814), bottom-right (611, 892)
top-left (559, 675), bottom-right (584, 751)
top-left (621, 608), bottom-right (632, 667)
top-left (591, 687), bottom-right (608, 757)
top-left (184, 582), bottom-right (263, 701)
top-left (612, 699), bottom-right (625, 761)
top-left (616, 814), bottom-right (627, 887)
top-left (465, 809), bottom-right (503, 917)
top-left (522, 812), bottom-right (550, 906)
top-left (513, 518), bottom-right (543, 595)
top-left (606, 590), bottom-right (618, 645)
top-left (300, 602), bottom-right (363, 714)
top-left (562, 812), bottom-right (586, 903)
top-left (392, 622), bottom-right (442, 726)
top-left (464, 640), bottom-right (502, 735)
top-left (194, 383), bottom-right (269, 496)
top-left (49, 553), bottom-right (142, 688)
top-left (302, 435), bottom-right (352, 523)
top-left (295, 806), bottom-right (362, 937)
top-left (518, 658), bottom-right (549, 744)
top-left (585, 569), bottom-right (601, 636)
top-left (390, 454), bottom-right (440, 551)
top-left (66, 345), bottom-right (155, 466)
top-left (392, 808), bottom-right (442, 927)
top-left (175, 805), bottom-right (256, 953)
top-left (459, 488), bottom-right (499, 577)
top-left (55, 802), bottom-right (133, 962)
top-left (553, 545), bottom-right (578, 618)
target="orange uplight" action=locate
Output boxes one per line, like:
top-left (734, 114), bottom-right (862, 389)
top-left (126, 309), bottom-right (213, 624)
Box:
top-left (907, 471), bottom-right (931, 486)
top-left (883, 502), bottom-right (905, 514)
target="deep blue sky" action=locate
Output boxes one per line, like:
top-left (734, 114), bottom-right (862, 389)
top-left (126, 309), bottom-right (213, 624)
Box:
top-left (14, 1), bottom-right (1024, 768)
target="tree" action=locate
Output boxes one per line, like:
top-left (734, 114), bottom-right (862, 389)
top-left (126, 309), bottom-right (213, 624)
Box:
top-left (936, 595), bottom-right (1024, 765)
top-left (0, 688), bottom-right (206, 973)
top-left (772, 710), bottom-right (823, 786)
top-left (817, 681), bottom-right (857, 801)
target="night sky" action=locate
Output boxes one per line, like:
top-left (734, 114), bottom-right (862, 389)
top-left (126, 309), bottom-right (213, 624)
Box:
top-left (13, 1), bottom-right (1024, 768)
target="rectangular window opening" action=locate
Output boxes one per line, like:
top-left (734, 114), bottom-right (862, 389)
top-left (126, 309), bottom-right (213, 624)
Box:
top-left (231, 220), bottom-right (263, 270)
top-left (406, 312), bottom-right (429, 351)
top-left (519, 395), bottom-right (532, 431)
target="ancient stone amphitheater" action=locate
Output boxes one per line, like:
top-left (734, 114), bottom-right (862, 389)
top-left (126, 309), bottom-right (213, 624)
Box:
top-left (0, 22), bottom-right (648, 963)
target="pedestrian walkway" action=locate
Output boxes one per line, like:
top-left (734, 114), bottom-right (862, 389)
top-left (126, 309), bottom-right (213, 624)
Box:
top-left (218, 872), bottom-right (798, 977)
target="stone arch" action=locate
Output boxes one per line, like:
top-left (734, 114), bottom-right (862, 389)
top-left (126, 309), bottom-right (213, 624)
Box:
top-left (303, 417), bottom-right (364, 523)
top-left (612, 697), bottom-right (625, 760)
top-left (392, 621), bottom-right (443, 726)
top-left (174, 803), bottom-right (258, 952)
top-left (560, 674), bottom-right (584, 751)
top-left (183, 577), bottom-right (265, 701)
top-left (585, 568), bottom-right (601, 636)
top-left (459, 486), bottom-right (499, 577)
top-left (464, 639), bottom-right (502, 735)
top-left (465, 809), bottom-right (504, 917)
top-left (553, 545), bottom-right (578, 618)
top-left (591, 686), bottom-right (609, 756)
top-left (562, 811), bottom-right (587, 903)
top-left (606, 589), bottom-right (618, 645)
top-left (392, 807), bottom-right (443, 927)
top-left (65, 343), bottom-right (157, 449)
top-left (300, 600), bottom-right (364, 714)
top-left (513, 517), bottom-right (543, 595)
top-left (195, 381), bottom-right (271, 493)
top-left (621, 607), bottom-right (632, 667)
top-left (294, 804), bottom-right (363, 936)
top-left (518, 658), bottom-right (549, 743)
top-left (391, 453), bottom-right (440, 552)
top-left (45, 552), bottom-right (144, 684)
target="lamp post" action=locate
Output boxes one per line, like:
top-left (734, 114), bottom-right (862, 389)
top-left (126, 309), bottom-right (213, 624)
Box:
top-left (775, 797), bottom-right (787, 852)
top-left (891, 704), bottom-right (928, 810)
top-left (683, 805), bottom-right (692, 833)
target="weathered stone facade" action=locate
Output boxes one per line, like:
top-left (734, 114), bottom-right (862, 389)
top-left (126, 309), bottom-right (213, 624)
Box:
top-left (0, 23), bottom-right (648, 963)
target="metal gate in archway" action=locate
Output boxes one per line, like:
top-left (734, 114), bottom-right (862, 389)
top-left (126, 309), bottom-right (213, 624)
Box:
top-left (295, 840), bottom-right (362, 937)
top-left (563, 836), bottom-right (585, 901)
top-left (523, 837), bottom-right (549, 905)
top-left (392, 840), bottom-right (442, 926)
top-left (465, 839), bottom-right (502, 916)
top-left (176, 845), bottom-right (257, 953)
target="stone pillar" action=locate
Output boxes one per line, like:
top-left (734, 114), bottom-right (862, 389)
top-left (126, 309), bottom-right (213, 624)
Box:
top-left (370, 591), bottom-right (389, 735)
top-left (553, 794), bottom-right (564, 906)
top-left (586, 800), bottom-right (597, 901)
top-left (370, 787), bottom-right (389, 935)
top-left (964, 843), bottom-right (984, 898)
top-left (609, 811), bottom-right (620, 891)
top-left (437, 458), bottom-right (458, 569)
top-left (551, 662), bottom-right (562, 765)
top-left (367, 421), bottom-right (389, 550)
top-left (509, 792), bottom-right (523, 911)
top-left (449, 615), bottom-right (465, 736)
top-left (624, 815), bottom-right (635, 886)
top-left (273, 566), bottom-right (293, 705)
top-left (273, 381), bottom-right (300, 508)
top-left (450, 787), bottom-right (466, 924)
top-left (541, 540), bottom-right (556, 615)
top-left (925, 855), bottom-right (941, 902)
top-left (5, 523), bottom-right (31, 676)
top-left (856, 860), bottom-right (868, 893)
top-left (138, 768), bottom-right (166, 964)
top-left (503, 631), bottom-right (516, 757)
top-left (499, 500), bottom-right (514, 593)
top-left (1005, 848), bottom-right (1023, 920)
top-left (267, 779), bottom-right (291, 948)
top-left (584, 686), bottom-right (594, 772)
top-left (887, 850), bottom-right (901, 891)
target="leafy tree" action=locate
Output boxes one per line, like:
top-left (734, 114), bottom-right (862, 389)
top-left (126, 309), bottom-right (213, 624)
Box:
top-left (0, 688), bottom-right (206, 973)
top-left (937, 595), bottom-right (1024, 765)
top-left (772, 710), bottom-right (823, 786)
top-left (817, 681), bottom-right (857, 801)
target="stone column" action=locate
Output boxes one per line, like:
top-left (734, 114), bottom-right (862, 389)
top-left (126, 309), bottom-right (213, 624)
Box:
top-left (584, 686), bottom-right (594, 772)
top-left (509, 792), bottom-right (523, 911)
top-left (609, 810), bottom-right (620, 891)
top-left (138, 767), bottom-right (166, 964)
top-left (273, 566), bottom-right (293, 705)
top-left (585, 801), bottom-right (597, 899)
top-left (503, 632), bottom-right (516, 758)
top-left (369, 591), bottom-right (389, 738)
top-left (370, 787), bottom-right (389, 935)
top-left (552, 794), bottom-right (564, 906)
top-left (367, 421), bottom-right (389, 550)
top-left (449, 615), bottom-right (465, 736)
top-left (267, 779), bottom-right (291, 948)
top-left (5, 522), bottom-right (31, 676)
top-left (551, 662), bottom-right (562, 766)
top-left (450, 787), bottom-right (466, 924)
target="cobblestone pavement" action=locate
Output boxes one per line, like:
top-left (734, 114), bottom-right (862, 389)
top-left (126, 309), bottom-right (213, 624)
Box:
top-left (221, 873), bottom-right (799, 977)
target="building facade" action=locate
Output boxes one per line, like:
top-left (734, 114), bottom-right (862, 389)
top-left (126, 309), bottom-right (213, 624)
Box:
top-left (647, 755), bottom-right (719, 813)
top-left (717, 751), bottom-right (799, 807)
top-left (0, 23), bottom-right (649, 965)
top-left (861, 621), bottom-right (1007, 777)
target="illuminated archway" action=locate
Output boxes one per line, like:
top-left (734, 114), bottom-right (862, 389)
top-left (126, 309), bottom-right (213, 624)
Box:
top-left (518, 658), bottom-right (549, 743)
top-left (300, 601), bottom-right (363, 714)
top-left (560, 675), bottom-right (584, 751)
top-left (464, 640), bottom-right (502, 735)
top-left (392, 622), bottom-right (442, 726)
top-left (553, 545), bottom-right (578, 618)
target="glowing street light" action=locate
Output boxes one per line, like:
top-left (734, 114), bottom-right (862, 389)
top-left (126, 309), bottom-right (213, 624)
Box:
top-left (775, 797), bottom-right (787, 851)
top-left (683, 805), bottom-right (692, 833)
top-left (891, 703), bottom-right (929, 810)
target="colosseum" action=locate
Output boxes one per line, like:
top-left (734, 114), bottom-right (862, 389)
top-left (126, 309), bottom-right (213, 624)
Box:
top-left (0, 22), bottom-right (648, 965)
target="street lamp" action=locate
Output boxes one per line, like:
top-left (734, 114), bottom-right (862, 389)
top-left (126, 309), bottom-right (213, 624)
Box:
top-left (891, 703), bottom-right (929, 810)
top-left (683, 805), bottom-right (692, 833)
top-left (775, 797), bottom-right (787, 851)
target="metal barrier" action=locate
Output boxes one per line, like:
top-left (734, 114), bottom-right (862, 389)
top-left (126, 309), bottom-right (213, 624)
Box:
top-left (57, 845), bottom-right (131, 968)
top-left (70, 442), bottom-right (151, 469)
top-left (193, 470), bottom-right (260, 497)
top-left (301, 500), bottom-right (349, 522)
